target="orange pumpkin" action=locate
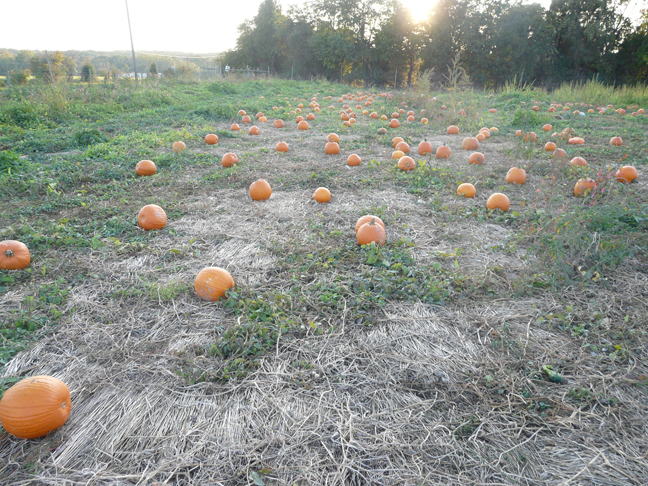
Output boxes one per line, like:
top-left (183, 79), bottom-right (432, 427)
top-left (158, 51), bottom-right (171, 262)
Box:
top-left (568, 137), bottom-right (585, 145)
top-left (347, 154), bottom-right (361, 166)
top-left (476, 133), bottom-right (486, 142)
top-left (447, 125), bottom-right (460, 135)
top-left (231, 123), bottom-right (240, 131)
top-left (195, 267), bottom-right (235, 301)
top-left (486, 193), bottom-right (510, 212)
top-left (222, 153), bottom-right (239, 167)
top-left (574, 178), bottom-right (596, 197)
top-left (0, 375), bottom-right (71, 439)
top-left (0, 240), bottom-right (30, 270)
top-left (241, 115), bottom-right (252, 124)
top-left (392, 150), bottom-right (405, 160)
top-left (249, 126), bottom-right (260, 135)
top-left (298, 120), bottom-right (309, 130)
top-left (397, 156), bottom-right (416, 171)
top-left (436, 144), bottom-right (451, 159)
top-left (388, 119), bottom-right (400, 128)
top-left (418, 140), bottom-right (433, 155)
top-left (570, 157), bottom-right (587, 167)
top-left (135, 160), bottom-right (157, 176)
top-left (542, 124), bottom-right (553, 132)
top-left (306, 113), bottom-right (315, 120)
top-left (313, 187), bottom-right (332, 203)
top-left (468, 152), bottom-right (485, 165)
top-left (505, 167), bottom-right (526, 185)
top-left (273, 119), bottom-right (284, 128)
top-left (355, 215), bottom-right (385, 234)
top-left (250, 179), bottom-right (272, 201)
top-left (205, 134), bottom-right (219, 145)
top-left (462, 137), bottom-right (479, 150)
top-left (610, 136), bottom-right (623, 146)
top-left (615, 166), bottom-right (638, 183)
top-left (395, 141), bottom-right (410, 153)
top-left (328, 133), bottom-right (340, 143)
top-left (457, 183), bottom-right (476, 198)
top-left (522, 132), bottom-right (537, 142)
top-left (276, 142), bottom-right (289, 153)
top-left (138, 204), bottom-right (167, 231)
top-left (392, 136), bottom-right (404, 148)
top-left (325, 141), bottom-right (340, 154)
top-left (545, 142), bottom-right (557, 152)
top-left (357, 218), bottom-right (386, 246)
top-left (172, 141), bottom-right (186, 153)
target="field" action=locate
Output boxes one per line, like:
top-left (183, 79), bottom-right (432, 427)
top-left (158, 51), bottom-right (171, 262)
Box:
top-left (1, 78), bottom-right (647, 485)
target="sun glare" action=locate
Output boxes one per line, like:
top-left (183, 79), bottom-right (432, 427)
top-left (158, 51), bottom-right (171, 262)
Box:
top-left (403, 0), bottom-right (432, 22)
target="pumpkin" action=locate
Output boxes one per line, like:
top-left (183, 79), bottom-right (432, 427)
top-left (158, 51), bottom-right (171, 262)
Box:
top-left (392, 150), bottom-right (405, 160)
top-left (340, 113), bottom-right (350, 121)
top-left (615, 166), bottom-right (638, 183)
top-left (570, 157), bottom-right (587, 167)
top-left (276, 142), bottom-right (289, 153)
top-left (397, 156), bottom-right (416, 171)
top-left (421, 117), bottom-right (429, 124)
top-left (357, 218), bottom-right (386, 246)
top-left (204, 133), bottom-right (219, 145)
top-left (479, 128), bottom-right (491, 138)
top-left (505, 167), bottom-right (526, 185)
top-left (388, 119), bottom-right (400, 128)
top-left (447, 125), bottom-right (460, 135)
top-left (395, 141), bottom-right (410, 153)
top-left (553, 148), bottom-right (567, 157)
top-left (255, 112), bottom-right (264, 119)
top-left (515, 130), bottom-right (522, 137)
top-left (476, 133), bottom-right (486, 142)
top-left (391, 112), bottom-right (400, 118)
top-left (568, 137), bottom-right (585, 144)
top-left (273, 119), bottom-right (284, 128)
top-left (436, 144), bottom-right (451, 159)
top-left (610, 136), bottom-right (623, 146)
top-left (468, 152), bottom-right (485, 165)
top-left (370, 112), bottom-right (378, 119)
top-left (488, 108), bottom-right (497, 113)
top-left (457, 183), bottom-right (476, 198)
top-left (522, 132), bottom-right (537, 142)
top-left (380, 115), bottom-right (388, 121)
top-left (545, 142), bottom-right (557, 152)
top-left (0, 240), bottom-right (30, 270)
top-left (296, 115), bottom-right (305, 123)
top-left (249, 126), bottom-right (260, 135)
top-left (172, 141), bottom-right (186, 153)
top-left (325, 141), bottom-right (340, 155)
top-left (313, 187), bottom-right (331, 203)
top-left (542, 124), bottom-right (553, 131)
top-left (462, 137), bottom-right (479, 150)
top-left (231, 123), bottom-right (240, 131)
top-left (487, 193), bottom-right (510, 212)
top-left (574, 178), bottom-right (596, 196)
top-left (418, 140), bottom-right (433, 155)
top-left (377, 128), bottom-right (387, 135)
top-left (195, 267), bottom-right (235, 301)
top-left (135, 160), bottom-right (156, 176)
top-left (328, 133), bottom-right (340, 143)
top-left (238, 109), bottom-right (246, 116)
top-left (259, 116), bottom-right (267, 122)
top-left (347, 154), bottom-right (361, 166)
top-left (222, 153), bottom-right (239, 167)
top-left (392, 136), bottom-right (404, 148)
top-left (298, 120), bottom-right (309, 130)
top-left (249, 179), bottom-right (272, 201)
top-left (355, 215), bottom-right (385, 234)
top-left (490, 127), bottom-right (499, 134)
top-left (306, 113), bottom-right (315, 120)
top-left (138, 204), bottom-right (167, 231)
top-left (241, 115), bottom-right (252, 124)
top-left (0, 375), bottom-right (71, 439)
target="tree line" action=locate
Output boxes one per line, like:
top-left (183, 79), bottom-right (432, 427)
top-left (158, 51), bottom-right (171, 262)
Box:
top-left (221, 0), bottom-right (648, 88)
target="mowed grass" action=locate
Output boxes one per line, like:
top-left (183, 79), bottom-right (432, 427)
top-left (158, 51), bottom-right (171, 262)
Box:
top-left (1, 78), bottom-right (647, 483)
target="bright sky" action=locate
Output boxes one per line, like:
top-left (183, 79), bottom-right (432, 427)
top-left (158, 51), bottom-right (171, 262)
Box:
top-left (0, 0), bottom-right (644, 55)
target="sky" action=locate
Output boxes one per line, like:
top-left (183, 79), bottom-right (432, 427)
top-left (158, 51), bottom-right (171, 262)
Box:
top-left (0, 0), bottom-right (644, 55)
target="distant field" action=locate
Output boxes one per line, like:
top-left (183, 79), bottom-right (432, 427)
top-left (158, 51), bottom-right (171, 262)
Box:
top-left (1, 78), bottom-right (647, 484)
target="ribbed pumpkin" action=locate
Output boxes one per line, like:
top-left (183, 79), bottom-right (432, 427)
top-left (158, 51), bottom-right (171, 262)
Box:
top-left (397, 156), bottom-right (416, 171)
top-left (418, 140), bottom-right (433, 155)
top-left (313, 187), bottom-right (332, 203)
top-left (610, 136), bottom-right (623, 146)
top-left (486, 193), bottom-right (510, 212)
top-left (615, 166), bottom-right (638, 183)
top-left (205, 134), bottom-right (219, 145)
top-left (195, 267), bottom-right (235, 301)
top-left (347, 154), bottom-right (361, 166)
top-left (574, 178), bottom-right (596, 197)
top-left (0, 240), bottom-right (30, 270)
top-left (325, 141), bottom-right (340, 155)
top-left (436, 144), bottom-right (451, 159)
top-left (570, 157), bottom-right (587, 167)
top-left (222, 153), bottom-right (239, 168)
top-left (249, 179), bottom-right (272, 201)
top-left (273, 119), bottom-right (284, 128)
top-left (0, 375), bottom-right (71, 439)
top-left (505, 167), bottom-right (527, 185)
top-left (241, 115), bottom-right (252, 124)
top-left (395, 141), bottom-right (410, 153)
top-left (135, 160), bottom-right (157, 176)
top-left (468, 152), bottom-right (485, 165)
top-left (391, 136), bottom-right (404, 148)
top-left (172, 141), bottom-right (186, 153)
top-left (462, 137), bottom-right (479, 150)
top-left (355, 215), bottom-right (385, 234)
top-left (357, 218), bottom-right (386, 246)
top-left (249, 126), bottom-right (260, 135)
top-left (457, 183), bottom-right (476, 198)
top-left (138, 204), bottom-right (167, 231)
top-left (447, 125), bottom-right (460, 135)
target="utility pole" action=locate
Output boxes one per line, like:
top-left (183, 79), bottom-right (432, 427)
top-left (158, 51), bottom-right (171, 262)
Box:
top-left (394, 69), bottom-right (397, 89)
top-left (45, 50), bottom-right (55, 86)
top-left (125, 0), bottom-right (139, 84)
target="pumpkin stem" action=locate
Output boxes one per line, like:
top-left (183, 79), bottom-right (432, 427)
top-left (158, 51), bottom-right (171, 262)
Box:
top-left (4, 249), bottom-right (13, 258)
top-left (369, 217), bottom-right (376, 226)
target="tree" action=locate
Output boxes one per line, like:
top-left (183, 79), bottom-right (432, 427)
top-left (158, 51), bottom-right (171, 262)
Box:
top-left (149, 62), bottom-right (158, 76)
top-left (81, 63), bottom-right (94, 83)
top-left (30, 51), bottom-right (68, 84)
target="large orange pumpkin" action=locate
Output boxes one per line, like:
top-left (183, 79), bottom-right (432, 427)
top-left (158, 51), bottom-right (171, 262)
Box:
top-left (457, 183), bottom-right (476, 198)
top-left (138, 204), bottom-right (167, 231)
top-left (273, 119), bottom-right (284, 128)
top-left (357, 218), bottom-right (386, 246)
top-left (0, 240), bottom-right (30, 270)
top-left (570, 157), bottom-right (587, 167)
top-left (447, 125), bottom-right (460, 135)
top-left (615, 166), bottom-right (638, 183)
top-left (195, 267), bottom-right (235, 301)
top-left (250, 179), bottom-right (272, 201)
top-left (136, 160), bottom-right (157, 176)
top-left (0, 375), bottom-right (71, 439)
top-left (276, 142), bottom-right (289, 153)
top-left (462, 137), bottom-right (479, 150)
top-left (468, 152), bottom-right (485, 165)
top-left (397, 156), bottom-right (416, 171)
top-left (418, 140), bottom-right (433, 155)
top-left (436, 144), bottom-right (451, 159)
top-left (355, 215), bottom-right (385, 234)
top-left (222, 153), bottom-right (239, 167)
top-left (328, 133), bottom-right (340, 143)
top-left (574, 178), bottom-right (596, 196)
top-left (313, 187), bottom-right (332, 203)
top-left (205, 134), bottom-right (219, 145)
top-left (172, 141), bottom-right (186, 153)
top-left (347, 154), bottom-right (361, 166)
top-left (486, 193), bottom-right (510, 212)
top-left (388, 119), bottom-right (400, 128)
top-left (505, 167), bottom-right (526, 185)
top-left (610, 136), bottom-right (623, 146)
top-left (395, 141), bottom-right (410, 153)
